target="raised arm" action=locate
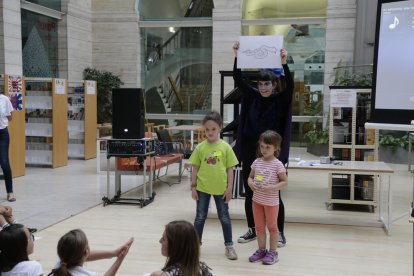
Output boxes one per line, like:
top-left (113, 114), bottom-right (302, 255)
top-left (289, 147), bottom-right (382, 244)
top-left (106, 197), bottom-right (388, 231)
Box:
top-left (102, 238), bottom-right (134, 276)
top-left (280, 49), bottom-right (294, 103)
top-left (232, 42), bottom-right (254, 99)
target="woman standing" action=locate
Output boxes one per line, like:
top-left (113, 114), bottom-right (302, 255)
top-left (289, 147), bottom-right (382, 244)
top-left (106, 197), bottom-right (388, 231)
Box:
top-left (232, 41), bottom-right (293, 247)
top-left (0, 92), bottom-right (14, 202)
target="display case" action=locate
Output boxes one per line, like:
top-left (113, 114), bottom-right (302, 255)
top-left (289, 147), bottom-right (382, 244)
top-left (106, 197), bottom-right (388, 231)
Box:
top-left (67, 81), bottom-right (97, 159)
top-left (328, 87), bottom-right (379, 211)
top-left (25, 77), bottom-right (68, 168)
top-left (2, 75), bottom-right (26, 177)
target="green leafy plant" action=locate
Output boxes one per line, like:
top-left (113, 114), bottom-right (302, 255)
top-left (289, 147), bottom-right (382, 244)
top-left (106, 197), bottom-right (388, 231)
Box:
top-left (304, 128), bottom-right (329, 145)
top-left (83, 68), bottom-right (123, 123)
top-left (331, 60), bottom-right (372, 87)
top-left (379, 134), bottom-right (408, 151)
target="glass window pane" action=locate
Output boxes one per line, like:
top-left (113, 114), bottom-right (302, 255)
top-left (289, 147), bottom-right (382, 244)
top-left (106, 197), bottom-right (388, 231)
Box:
top-left (243, 0), bottom-right (326, 19)
top-left (141, 27), bottom-right (212, 121)
top-left (139, 0), bottom-right (213, 20)
top-left (22, 10), bottom-right (59, 77)
top-left (25, 0), bottom-right (61, 11)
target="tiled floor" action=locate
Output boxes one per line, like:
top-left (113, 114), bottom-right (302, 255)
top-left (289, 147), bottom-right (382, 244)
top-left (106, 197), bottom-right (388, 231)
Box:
top-left (0, 158), bottom-right (146, 230)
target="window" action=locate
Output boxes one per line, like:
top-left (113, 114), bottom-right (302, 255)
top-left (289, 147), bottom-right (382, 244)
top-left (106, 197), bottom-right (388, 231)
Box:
top-left (25, 0), bottom-right (61, 11)
top-left (21, 10), bottom-right (59, 77)
top-left (139, 0), bottom-right (213, 20)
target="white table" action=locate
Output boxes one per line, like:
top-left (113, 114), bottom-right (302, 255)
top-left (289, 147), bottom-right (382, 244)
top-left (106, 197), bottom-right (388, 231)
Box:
top-left (166, 125), bottom-right (203, 150)
top-left (289, 160), bottom-right (394, 234)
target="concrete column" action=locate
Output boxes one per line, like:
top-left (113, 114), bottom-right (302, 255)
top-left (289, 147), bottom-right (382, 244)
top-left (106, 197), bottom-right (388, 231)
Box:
top-left (91, 0), bottom-right (140, 88)
top-left (60, 0), bottom-right (93, 84)
top-left (211, 0), bottom-right (242, 117)
top-left (323, 0), bottom-right (357, 121)
top-left (0, 0), bottom-right (23, 75)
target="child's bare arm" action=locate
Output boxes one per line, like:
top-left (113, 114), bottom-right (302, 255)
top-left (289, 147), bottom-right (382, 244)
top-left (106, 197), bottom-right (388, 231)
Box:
top-left (191, 165), bottom-right (199, 200)
top-left (247, 169), bottom-right (258, 191)
top-left (223, 167), bottom-right (234, 203)
top-left (103, 237), bottom-right (134, 276)
top-left (262, 172), bottom-right (288, 192)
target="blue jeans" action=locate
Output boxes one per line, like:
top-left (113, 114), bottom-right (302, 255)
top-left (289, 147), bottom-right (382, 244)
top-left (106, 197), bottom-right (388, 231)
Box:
top-left (0, 128), bottom-right (13, 193)
top-left (194, 190), bottom-right (233, 246)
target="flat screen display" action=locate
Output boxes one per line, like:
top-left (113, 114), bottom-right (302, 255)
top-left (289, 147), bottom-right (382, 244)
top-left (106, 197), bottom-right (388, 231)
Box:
top-left (371, 0), bottom-right (414, 124)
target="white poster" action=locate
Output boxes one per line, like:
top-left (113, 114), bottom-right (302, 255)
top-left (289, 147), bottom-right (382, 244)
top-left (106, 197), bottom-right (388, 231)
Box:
top-left (54, 78), bottom-right (66, 95)
top-left (330, 89), bottom-right (356, 108)
top-left (86, 80), bottom-right (96, 95)
top-left (237, 35), bottom-right (283, 69)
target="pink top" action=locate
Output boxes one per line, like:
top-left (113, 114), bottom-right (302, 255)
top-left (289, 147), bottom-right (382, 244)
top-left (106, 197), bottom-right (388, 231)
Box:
top-left (251, 158), bottom-right (286, 206)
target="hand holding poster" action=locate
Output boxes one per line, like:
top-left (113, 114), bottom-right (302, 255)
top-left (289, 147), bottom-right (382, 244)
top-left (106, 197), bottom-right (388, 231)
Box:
top-left (237, 35), bottom-right (283, 69)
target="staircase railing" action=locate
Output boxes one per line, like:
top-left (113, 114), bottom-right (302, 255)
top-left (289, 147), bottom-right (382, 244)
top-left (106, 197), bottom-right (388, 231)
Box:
top-left (167, 75), bottom-right (184, 111)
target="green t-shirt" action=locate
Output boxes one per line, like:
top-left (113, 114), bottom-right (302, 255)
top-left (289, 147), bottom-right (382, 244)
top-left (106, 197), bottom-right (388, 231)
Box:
top-left (188, 139), bottom-right (239, 195)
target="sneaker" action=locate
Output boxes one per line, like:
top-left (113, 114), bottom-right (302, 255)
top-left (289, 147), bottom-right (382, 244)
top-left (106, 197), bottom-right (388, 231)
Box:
top-left (277, 232), bottom-right (286, 248)
top-left (225, 245), bottom-right (238, 260)
top-left (262, 250), bottom-right (279, 265)
top-left (248, 249), bottom-right (267, 262)
top-left (237, 228), bottom-right (256, 243)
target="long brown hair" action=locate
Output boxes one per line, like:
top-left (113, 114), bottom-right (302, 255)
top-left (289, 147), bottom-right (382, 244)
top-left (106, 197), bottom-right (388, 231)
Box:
top-left (162, 220), bottom-right (201, 276)
top-left (0, 224), bottom-right (30, 272)
top-left (257, 130), bottom-right (282, 158)
top-left (48, 229), bottom-right (88, 276)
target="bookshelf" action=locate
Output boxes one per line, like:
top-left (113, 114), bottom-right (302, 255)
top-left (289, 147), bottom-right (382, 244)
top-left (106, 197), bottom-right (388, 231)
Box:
top-left (25, 77), bottom-right (68, 168)
top-left (328, 87), bottom-right (379, 211)
top-left (67, 81), bottom-right (97, 159)
top-left (1, 75), bottom-right (26, 177)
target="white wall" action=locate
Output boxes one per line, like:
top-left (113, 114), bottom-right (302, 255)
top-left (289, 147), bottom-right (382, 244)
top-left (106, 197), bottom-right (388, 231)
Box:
top-left (211, 0), bottom-right (243, 121)
top-left (324, 0), bottom-right (357, 123)
top-left (60, 0), bottom-right (93, 84)
top-left (91, 0), bottom-right (140, 88)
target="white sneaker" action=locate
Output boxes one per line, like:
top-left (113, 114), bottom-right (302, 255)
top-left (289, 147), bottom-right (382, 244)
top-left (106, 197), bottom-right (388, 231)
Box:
top-left (225, 245), bottom-right (238, 260)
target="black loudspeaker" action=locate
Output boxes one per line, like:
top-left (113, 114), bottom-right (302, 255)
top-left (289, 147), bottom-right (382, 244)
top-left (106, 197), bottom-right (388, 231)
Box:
top-left (112, 88), bottom-right (145, 139)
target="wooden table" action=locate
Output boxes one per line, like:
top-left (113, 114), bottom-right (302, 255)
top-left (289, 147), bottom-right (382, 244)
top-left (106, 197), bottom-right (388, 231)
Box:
top-left (289, 160), bottom-right (395, 234)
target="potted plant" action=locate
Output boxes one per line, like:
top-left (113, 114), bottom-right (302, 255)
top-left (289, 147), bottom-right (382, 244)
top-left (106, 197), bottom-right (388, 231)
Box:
top-left (378, 133), bottom-right (412, 164)
top-left (83, 68), bottom-right (123, 124)
top-left (304, 116), bottom-right (329, 156)
top-left (330, 61), bottom-right (372, 88)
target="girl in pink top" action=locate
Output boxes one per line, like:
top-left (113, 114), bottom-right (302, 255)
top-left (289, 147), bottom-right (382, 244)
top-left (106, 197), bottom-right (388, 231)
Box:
top-left (247, 130), bottom-right (288, 265)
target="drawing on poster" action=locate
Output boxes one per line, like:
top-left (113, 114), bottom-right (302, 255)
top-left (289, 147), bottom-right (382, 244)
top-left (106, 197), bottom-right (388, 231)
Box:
top-left (242, 45), bottom-right (278, 59)
top-left (238, 35), bottom-right (283, 69)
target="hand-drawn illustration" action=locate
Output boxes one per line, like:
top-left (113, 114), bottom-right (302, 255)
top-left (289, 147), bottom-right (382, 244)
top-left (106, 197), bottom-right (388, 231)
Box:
top-left (242, 45), bottom-right (278, 59)
top-left (238, 35), bottom-right (283, 69)
top-left (8, 75), bottom-right (23, 110)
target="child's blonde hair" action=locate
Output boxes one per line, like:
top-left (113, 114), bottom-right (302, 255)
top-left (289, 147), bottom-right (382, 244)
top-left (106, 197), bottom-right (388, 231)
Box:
top-left (257, 130), bottom-right (282, 158)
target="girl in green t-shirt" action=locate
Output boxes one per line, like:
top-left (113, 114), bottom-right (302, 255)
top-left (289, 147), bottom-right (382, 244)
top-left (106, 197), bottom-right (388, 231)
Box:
top-left (188, 111), bottom-right (239, 261)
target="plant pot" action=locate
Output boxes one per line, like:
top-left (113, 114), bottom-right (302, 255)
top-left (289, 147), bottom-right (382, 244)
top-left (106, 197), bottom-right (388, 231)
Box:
top-left (306, 144), bottom-right (329, 157)
top-left (379, 146), bottom-right (414, 164)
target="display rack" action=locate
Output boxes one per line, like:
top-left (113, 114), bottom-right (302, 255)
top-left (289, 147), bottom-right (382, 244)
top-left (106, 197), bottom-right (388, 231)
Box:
top-left (328, 87), bottom-right (379, 211)
top-left (67, 81), bottom-right (97, 159)
top-left (25, 77), bottom-right (68, 168)
top-left (1, 75), bottom-right (25, 177)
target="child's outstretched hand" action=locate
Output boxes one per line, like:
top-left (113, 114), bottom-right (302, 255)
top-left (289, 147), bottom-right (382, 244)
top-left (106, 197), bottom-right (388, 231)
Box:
top-left (114, 237), bottom-right (134, 260)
